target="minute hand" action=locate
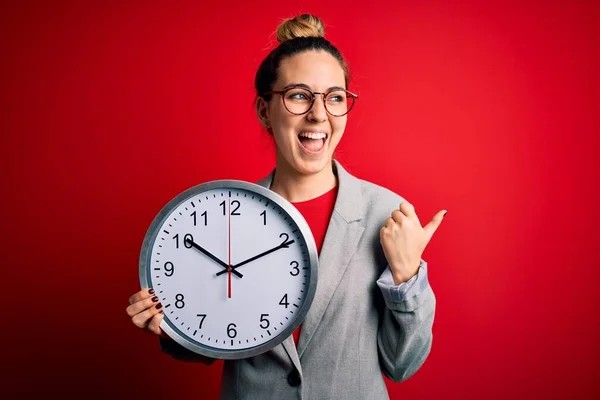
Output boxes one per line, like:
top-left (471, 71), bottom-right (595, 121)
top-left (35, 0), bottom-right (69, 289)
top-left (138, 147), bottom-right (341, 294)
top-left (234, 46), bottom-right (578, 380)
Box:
top-left (215, 239), bottom-right (295, 276)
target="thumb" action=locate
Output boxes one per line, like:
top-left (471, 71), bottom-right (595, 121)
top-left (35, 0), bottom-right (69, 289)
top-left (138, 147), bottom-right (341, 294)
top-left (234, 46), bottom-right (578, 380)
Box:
top-left (424, 210), bottom-right (447, 241)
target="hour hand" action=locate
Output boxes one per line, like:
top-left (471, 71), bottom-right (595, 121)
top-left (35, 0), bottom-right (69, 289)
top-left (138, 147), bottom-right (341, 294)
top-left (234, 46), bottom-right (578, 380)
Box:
top-left (184, 238), bottom-right (243, 278)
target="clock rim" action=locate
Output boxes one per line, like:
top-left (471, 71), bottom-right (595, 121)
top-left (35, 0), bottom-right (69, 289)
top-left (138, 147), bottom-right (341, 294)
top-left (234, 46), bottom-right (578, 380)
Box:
top-left (139, 179), bottom-right (319, 360)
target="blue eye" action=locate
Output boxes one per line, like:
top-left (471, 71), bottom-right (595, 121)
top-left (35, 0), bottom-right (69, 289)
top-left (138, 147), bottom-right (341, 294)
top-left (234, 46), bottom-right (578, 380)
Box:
top-left (326, 92), bottom-right (346, 103)
top-left (286, 89), bottom-right (312, 102)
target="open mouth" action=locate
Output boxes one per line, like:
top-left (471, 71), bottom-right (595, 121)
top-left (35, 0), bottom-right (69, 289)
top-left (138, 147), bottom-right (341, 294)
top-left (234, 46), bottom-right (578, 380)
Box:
top-left (298, 132), bottom-right (328, 153)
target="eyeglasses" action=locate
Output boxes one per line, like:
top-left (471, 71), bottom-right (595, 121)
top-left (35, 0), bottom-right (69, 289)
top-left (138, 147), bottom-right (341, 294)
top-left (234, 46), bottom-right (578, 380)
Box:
top-left (263, 86), bottom-right (359, 117)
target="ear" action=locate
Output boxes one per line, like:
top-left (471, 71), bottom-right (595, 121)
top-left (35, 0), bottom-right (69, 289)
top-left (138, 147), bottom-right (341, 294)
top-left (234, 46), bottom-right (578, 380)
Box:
top-left (255, 97), bottom-right (271, 132)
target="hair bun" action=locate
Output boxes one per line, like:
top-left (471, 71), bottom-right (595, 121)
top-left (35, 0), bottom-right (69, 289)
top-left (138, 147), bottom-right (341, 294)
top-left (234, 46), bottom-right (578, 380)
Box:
top-left (276, 14), bottom-right (325, 43)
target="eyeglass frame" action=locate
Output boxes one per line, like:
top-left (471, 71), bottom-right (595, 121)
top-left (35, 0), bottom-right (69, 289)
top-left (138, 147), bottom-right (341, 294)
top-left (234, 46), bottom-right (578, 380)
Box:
top-left (262, 85), bottom-right (359, 117)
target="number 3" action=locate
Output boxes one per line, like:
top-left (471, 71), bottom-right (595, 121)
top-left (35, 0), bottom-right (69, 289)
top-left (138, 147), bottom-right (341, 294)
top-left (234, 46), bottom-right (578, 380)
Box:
top-left (290, 261), bottom-right (300, 276)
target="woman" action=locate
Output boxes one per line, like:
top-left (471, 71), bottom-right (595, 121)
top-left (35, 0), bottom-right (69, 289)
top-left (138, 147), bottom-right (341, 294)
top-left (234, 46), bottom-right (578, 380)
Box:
top-left (127, 14), bottom-right (446, 399)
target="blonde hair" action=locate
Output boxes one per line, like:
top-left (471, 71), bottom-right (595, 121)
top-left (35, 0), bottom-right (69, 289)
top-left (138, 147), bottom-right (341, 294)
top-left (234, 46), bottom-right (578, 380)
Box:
top-left (276, 14), bottom-right (325, 43)
top-left (255, 14), bottom-right (349, 100)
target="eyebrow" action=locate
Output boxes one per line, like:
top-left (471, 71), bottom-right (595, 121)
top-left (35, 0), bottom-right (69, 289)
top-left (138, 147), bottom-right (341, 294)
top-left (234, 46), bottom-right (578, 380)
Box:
top-left (282, 83), bottom-right (347, 92)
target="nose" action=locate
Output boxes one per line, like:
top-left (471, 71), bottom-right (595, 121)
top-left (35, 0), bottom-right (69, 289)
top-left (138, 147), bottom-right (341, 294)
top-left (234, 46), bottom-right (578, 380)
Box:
top-left (307, 94), bottom-right (328, 123)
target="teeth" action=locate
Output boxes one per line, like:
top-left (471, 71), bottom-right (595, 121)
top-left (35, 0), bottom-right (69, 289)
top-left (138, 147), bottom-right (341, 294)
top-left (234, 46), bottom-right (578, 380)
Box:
top-left (298, 132), bottom-right (327, 140)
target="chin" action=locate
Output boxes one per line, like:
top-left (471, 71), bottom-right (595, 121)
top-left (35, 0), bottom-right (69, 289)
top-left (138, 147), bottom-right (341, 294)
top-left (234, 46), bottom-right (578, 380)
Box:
top-left (293, 156), bottom-right (332, 176)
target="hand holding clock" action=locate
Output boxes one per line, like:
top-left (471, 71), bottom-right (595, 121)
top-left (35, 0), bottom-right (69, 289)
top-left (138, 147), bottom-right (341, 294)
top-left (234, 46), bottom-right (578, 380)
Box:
top-left (126, 288), bottom-right (168, 338)
top-left (380, 201), bottom-right (446, 285)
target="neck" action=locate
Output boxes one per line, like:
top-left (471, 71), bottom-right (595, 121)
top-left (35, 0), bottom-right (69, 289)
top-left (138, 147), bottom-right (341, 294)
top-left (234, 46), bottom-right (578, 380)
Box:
top-left (269, 160), bottom-right (337, 203)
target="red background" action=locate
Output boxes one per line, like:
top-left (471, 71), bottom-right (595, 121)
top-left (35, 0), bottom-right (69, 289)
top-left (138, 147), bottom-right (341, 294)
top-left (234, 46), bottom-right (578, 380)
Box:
top-left (2, 1), bottom-right (599, 399)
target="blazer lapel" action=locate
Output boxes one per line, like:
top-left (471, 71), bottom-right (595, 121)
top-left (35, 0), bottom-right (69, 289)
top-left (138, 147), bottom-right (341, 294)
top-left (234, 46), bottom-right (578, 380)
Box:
top-left (296, 161), bottom-right (365, 357)
top-left (255, 160), bottom-right (366, 362)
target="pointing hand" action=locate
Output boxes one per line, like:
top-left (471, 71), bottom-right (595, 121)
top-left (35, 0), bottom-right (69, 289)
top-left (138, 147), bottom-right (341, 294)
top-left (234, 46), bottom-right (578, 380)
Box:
top-left (380, 201), bottom-right (446, 285)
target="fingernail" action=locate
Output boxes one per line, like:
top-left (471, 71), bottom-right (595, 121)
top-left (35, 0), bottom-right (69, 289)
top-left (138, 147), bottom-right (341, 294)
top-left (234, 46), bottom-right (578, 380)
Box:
top-left (151, 296), bottom-right (159, 302)
top-left (443, 211), bottom-right (448, 217)
top-left (155, 303), bottom-right (163, 310)
top-left (149, 289), bottom-right (155, 295)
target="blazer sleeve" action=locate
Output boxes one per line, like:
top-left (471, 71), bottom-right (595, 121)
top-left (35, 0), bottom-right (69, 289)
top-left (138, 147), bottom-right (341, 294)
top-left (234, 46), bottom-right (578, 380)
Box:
top-left (159, 337), bottom-right (216, 365)
top-left (375, 258), bottom-right (436, 382)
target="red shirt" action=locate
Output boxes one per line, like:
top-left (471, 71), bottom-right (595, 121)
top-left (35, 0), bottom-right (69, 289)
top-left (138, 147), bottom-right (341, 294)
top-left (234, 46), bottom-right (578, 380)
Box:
top-left (289, 185), bottom-right (338, 346)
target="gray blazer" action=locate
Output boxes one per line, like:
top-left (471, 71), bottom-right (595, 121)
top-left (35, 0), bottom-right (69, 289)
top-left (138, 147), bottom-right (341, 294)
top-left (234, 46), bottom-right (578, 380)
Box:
top-left (160, 160), bottom-right (436, 399)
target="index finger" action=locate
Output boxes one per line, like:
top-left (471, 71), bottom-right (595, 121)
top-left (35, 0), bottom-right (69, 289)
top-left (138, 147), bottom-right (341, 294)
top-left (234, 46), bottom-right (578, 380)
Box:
top-left (128, 288), bottom-right (155, 305)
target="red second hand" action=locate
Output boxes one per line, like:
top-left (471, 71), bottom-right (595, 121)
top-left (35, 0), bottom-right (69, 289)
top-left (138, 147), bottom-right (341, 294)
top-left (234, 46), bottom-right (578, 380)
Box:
top-left (228, 199), bottom-right (232, 299)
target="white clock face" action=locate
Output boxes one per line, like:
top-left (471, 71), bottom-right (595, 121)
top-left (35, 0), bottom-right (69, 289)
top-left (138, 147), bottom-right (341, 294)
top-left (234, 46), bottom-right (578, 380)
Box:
top-left (140, 181), bottom-right (318, 359)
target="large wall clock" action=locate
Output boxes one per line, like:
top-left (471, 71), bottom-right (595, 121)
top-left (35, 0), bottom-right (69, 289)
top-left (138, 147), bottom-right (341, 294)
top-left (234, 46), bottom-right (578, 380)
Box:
top-left (139, 180), bottom-right (318, 360)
